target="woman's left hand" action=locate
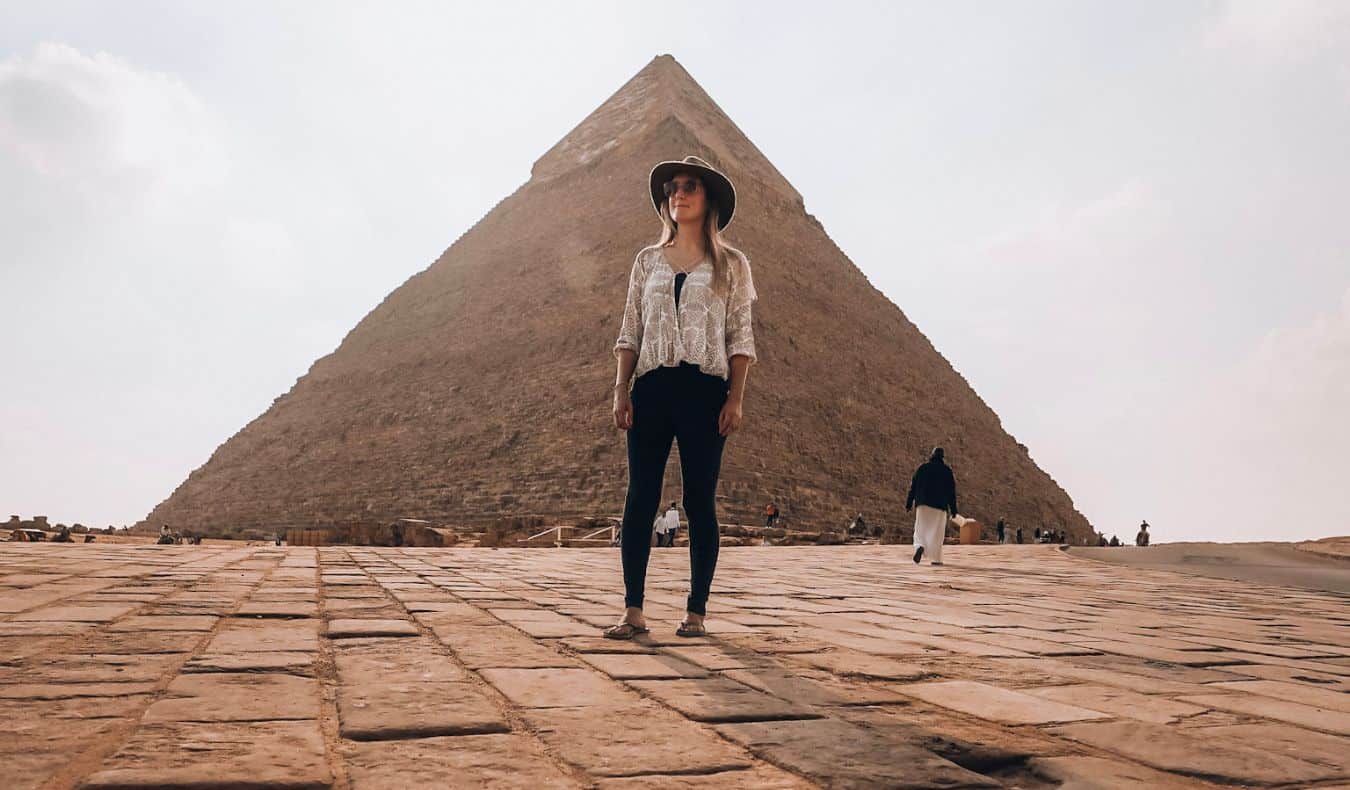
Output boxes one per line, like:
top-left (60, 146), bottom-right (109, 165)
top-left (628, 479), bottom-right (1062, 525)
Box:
top-left (718, 397), bottom-right (743, 436)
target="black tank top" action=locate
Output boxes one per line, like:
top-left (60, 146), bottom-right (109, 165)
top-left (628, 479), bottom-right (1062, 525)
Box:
top-left (674, 272), bottom-right (688, 305)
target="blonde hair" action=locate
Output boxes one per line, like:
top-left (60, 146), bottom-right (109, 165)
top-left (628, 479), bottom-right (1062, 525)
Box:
top-left (655, 176), bottom-right (746, 300)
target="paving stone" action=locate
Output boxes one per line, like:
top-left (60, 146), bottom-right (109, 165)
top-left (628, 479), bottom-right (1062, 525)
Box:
top-left (896, 680), bottom-right (1109, 724)
top-left (525, 700), bottom-right (751, 776)
top-left (490, 608), bottom-right (595, 637)
top-left (0, 682), bottom-right (158, 699)
top-left (659, 645), bottom-right (753, 670)
top-left (1025, 684), bottom-right (1209, 724)
top-left (327, 618), bottom-right (419, 637)
top-left (790, 650), bottom-right (933, 680)
top-left (0, 753), bottom-right (70, 790)
top-left (0, 621), bottom-right (96, 636)
top-left (724, 666), bottom-right (913, 707)
top-left (0, 718), bottom-right (124, 790)
top-left (82, 721), bottom-right (330, 789)
top-left (107, 615), bottom-right (218, 632)
top-left (1048, 719), bottom-right (1342, 785)
top-left (1188, 721), bottom-right (1350, 770)
top-left (480, 667), bottom-right (634, 708)
top-left (715, 717), bottom-right (998, 789)
top-left (1025, 755), bottom-right (1220, 788)
top-left (234, 600), bottom-right (317, 618)
top-left (183, 651), bottom-right (315, 675)
top-left (440, 624), bottom-right (579, 668)
top-left (627, 677), bottom-right (823, 723)
top-left (594, 766), bottom-right (816, 789)
top-left (1068, 654), bottom-right (1248, 684)
top-left (1209, 678), bottom-right (1350, 713)
top-left (0, 695), bottom-right (151, 719)
top-left (324, 597), bottom-right (400, 613)
top-left (338, 680), bottom-right (509, 739)
top-left (3, 653), bottom-right (173, 683)
top-left (4, 542), bottom-right (1349, 790)
top-left (12, 603), bottom-right (139, 622)
top-left (579, 652), bottom-right (708, 679)
top-left (982, 657), bottom-right (1206, 695)
top-left (1179, 692), bottom-right (1350, 735)
top-left (1220, 661), bottom-right (1350, 691)
top-left (334, 638), bottom-right (467, 684)
top-left (67, 630), bottom-right (202, 654)
top-left (342, 733), bottom-right (580, 789)
top-left (558, 636), bottom-right (658, 654)
top-left (206, 620), bottom-right (320, 653)
top-left (143, 672), bottom-right (319, 722)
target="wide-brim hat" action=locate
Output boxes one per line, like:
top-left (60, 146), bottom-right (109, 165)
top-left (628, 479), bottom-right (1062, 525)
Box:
top-left (649, 155), bottom-right (736, 231)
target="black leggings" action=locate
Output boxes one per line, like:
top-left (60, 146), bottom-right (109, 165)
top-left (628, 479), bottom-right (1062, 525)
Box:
top-left (621, 362), bottom-right (729, 616)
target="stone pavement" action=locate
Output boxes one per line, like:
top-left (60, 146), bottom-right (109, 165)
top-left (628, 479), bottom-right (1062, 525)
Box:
top-left (1, 543), bottom-right (1347, 789)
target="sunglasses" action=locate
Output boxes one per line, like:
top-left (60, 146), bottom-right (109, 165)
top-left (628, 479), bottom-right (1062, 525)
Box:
top-left (663, 178), bottom-right (703, 198)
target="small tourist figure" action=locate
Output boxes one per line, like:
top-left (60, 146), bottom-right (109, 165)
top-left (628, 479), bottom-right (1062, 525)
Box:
top-left (1135, 521), bottom-right (1150, 547)
top-left (764, 501), bottom-right (780, 528)
top-left (661, 502), bottom-right (680, 547)
top-left (996, 518), bottom-right (1006, 544)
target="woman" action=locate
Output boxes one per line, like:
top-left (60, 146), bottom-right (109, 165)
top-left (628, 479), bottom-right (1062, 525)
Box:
top-left (604, 155), bottom-right (757, 639)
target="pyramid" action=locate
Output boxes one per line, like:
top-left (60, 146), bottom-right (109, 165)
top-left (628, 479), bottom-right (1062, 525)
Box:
top-left (138, 55), bottom-right (1092, 541)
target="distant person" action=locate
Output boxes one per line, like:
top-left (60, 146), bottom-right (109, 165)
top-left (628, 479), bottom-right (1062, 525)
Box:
top-left (662, 502), bottom-right (680, 547)
top-left (1097, 534), bottom-right (1108, 547)
top-left (53, 526), bottom-right (73, 543)
top-left (996, 519), bottom-right (1006, 544)
top-left (905, 447), bottom-right (958, 566)
top-left (1135, 521), bottom-right (1150, 547)
top-left (157, 524), bottom-right (174, 545)
top-left (765, 502), bottom-right (779, 528)
top-left (1016, 527), bottom-right (1024, 544)
top-left (848, 512), bottom-right (867, 537)
top-left (606, 155), bottom-right (756, 640)
top-left (1109, 535), bottom-right (1121, 547)
top-left (274, 533), bottom-right (283, 547)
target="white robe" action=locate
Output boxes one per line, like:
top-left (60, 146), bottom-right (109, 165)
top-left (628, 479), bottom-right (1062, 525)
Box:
top-left (913, 505), bottom-right (949, 563)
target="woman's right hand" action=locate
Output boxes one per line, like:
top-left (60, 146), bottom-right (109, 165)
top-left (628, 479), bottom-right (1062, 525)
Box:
top-left (613, 388), bottom-right (634, 431)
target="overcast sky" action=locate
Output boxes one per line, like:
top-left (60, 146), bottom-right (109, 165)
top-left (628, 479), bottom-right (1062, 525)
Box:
top-left (2, 1), bottom-right (1347, 542)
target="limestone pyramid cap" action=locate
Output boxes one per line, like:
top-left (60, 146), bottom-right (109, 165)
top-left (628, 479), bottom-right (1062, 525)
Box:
top-left (649, 154), bottom-right (737, 231)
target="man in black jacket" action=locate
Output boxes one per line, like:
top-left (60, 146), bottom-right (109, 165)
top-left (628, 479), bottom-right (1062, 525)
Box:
top-left (905, 447), bottom-right (958, 565)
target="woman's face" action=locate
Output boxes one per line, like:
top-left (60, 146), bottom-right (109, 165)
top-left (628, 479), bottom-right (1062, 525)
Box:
top-left (666, 171), bottom-right (707, 228)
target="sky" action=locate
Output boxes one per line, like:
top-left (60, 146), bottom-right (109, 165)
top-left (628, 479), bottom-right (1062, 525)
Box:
top-left (2, 1), bottom-right (1347, 543)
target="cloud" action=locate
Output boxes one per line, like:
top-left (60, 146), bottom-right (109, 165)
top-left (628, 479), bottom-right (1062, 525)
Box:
top-left (0, 43), bottom-right (313, 527)
top-left (1159, 287), bottom-right (1350, 539)
top-left (1202, 0), bottom-right (1350, 62)
top-left (0, 42), bottom-right (228, 217)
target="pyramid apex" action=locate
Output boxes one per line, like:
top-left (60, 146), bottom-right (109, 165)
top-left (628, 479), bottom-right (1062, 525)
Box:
top-left (530, 55), bottom-right (802, 205)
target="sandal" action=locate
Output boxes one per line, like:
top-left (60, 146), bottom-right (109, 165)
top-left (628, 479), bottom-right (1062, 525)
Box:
top-left (675, 620), bottom-right (707, 638)
top-left (602, 621), bottom-right (649, 640)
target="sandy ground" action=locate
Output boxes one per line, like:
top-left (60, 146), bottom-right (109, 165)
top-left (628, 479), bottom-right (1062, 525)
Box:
top-left (1070, 541), bottom-right (1350, 594)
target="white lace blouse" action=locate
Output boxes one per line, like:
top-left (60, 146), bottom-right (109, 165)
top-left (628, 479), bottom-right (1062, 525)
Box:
top-left (613, 244), bottom-right (757, 382)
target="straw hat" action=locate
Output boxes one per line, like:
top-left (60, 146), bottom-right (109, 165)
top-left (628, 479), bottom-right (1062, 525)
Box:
top-left (648, 155), bottom-right (736, 231)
